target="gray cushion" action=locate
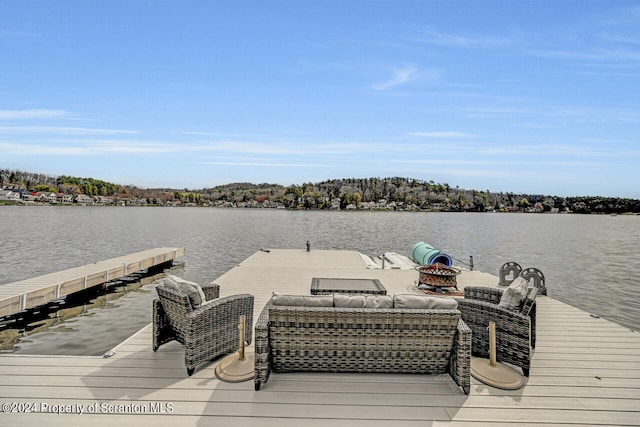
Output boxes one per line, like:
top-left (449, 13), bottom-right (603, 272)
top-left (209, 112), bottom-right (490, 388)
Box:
top-left (271, 294), bottom-right (334, 307)
top-left (393, 294), bottom-right (458, 309)
top-left (333, 294), bottom-right (393, 308)
top-left (164, 275), bottom-right (207, 308)
top-left (498, 276), bottom-right (528, 309)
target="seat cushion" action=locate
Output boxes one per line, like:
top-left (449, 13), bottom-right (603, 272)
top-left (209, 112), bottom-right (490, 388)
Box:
top-left (164, 275), bottom-right (207, 308)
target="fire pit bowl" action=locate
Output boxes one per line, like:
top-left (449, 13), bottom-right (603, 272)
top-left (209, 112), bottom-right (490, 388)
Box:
top-left (417, 263), bottom-right (461, 288)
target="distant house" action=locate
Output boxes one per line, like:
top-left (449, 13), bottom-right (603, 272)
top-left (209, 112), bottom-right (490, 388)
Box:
top-left (0, 189), bottom-right (21, 202)
top-left (75, 194), bottom-right (93, 205)
top-left (94, 196), bottom-right (113, 205)
top-left (32, 192), bottom-right (51, 203)
top-left (56, 193), bottom-right (73, 204)
top-left (46, 192), bottom-right (58, 204)
top-left (16, 189), bottom-right (31, 200)
top-left (22, 192), bottom-right (36, 202)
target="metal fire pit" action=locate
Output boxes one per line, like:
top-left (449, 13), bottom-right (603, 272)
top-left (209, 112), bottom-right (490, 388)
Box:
top-left (417, 263), bottom-right (461, 288)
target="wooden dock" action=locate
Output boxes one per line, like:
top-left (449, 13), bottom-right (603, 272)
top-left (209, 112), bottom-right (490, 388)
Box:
top-left (1, 249), bottom-right (639, 426)
top-left (0, 247), bottom-right (185, 318)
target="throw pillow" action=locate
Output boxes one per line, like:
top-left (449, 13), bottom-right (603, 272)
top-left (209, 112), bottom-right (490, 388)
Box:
top-left (165, 275), bottom-right (207, 308)
top-left (498, 276), bottom-right (529, 309)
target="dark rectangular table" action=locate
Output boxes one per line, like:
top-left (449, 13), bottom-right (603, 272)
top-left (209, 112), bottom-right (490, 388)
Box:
top-left (310, 278), bottom-right (387, 295)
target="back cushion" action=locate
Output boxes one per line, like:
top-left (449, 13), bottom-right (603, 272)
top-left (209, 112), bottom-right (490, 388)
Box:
top-left (498, 276), bottom-right (529, 309)
top-left (334, 294), bottom-right (393, 308)
top-left (393, 294), bottom-right (458, 309)
top-left (271, 294), bottom-right (334, 307)
top-left (164, 275), bottom-right (206, 308)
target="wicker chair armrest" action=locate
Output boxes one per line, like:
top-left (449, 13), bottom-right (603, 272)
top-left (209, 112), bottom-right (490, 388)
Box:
top-left (202, 283), bottom-right (220, 301)
top-left (449, 318), bottom-right (471, 394)
top-left (464, 286), bottom-right (504, 304)
top-left (186, 294), bottom-right (254, 344)
top-left (458, 298), bottom-right (529, 324)
top-left (254, 299), bottom-right (274, 390)
top-left (152, 297), bottom-right (174, 351)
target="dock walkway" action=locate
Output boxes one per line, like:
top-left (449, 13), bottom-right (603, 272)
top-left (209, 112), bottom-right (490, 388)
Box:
top-left (1, 249), bottom-right (639, 426)
top-left (0, 247), bottom-right (185, 318)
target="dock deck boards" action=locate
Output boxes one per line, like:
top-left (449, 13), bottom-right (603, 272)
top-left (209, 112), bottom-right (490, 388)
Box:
top-left (1, 249), bottom-right (639, 426)
top-left (0, 247), bottom-right (185, 317)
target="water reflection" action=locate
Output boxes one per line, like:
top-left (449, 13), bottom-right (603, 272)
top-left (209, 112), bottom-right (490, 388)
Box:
top-left (0, 268), bottom-right (180, 355)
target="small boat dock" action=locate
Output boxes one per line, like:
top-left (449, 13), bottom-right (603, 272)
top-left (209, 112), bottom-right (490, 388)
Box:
top-left (0, 247), bottom-right (185, 318)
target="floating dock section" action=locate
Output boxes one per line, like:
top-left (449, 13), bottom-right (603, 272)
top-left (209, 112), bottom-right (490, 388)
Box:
top-left (0, 247), bottom-right (185, 318)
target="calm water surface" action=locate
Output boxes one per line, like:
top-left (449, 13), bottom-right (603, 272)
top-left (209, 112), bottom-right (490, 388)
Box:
top-left (1, 206), bottom-right (638, 355)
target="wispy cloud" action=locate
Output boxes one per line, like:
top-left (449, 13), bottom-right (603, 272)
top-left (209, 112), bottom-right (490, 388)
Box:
top-left (408, 131), bottom-right (476, 138)
top-left (0, 109), bottom-right (72, 120)
top-left (0, 126), bottom-right (139, 135)
top-left (462, 106), bottom-right (531, 117)
top-left (478, 143), bottom-right (640, 159)
top-left (0, 30), bottom-right (39, 39)
top-left (413, 27), bottom-right (511, 48)
top-left (0, 138), bottom-right (382, 157)
top-left (198, 161), bottom-right (330, 168)
top-left (389, 157), bottom-right (596, 168)
top-left (187, 140), bottom-right (381, 156)
top-left (0, 141), bottom-right (179, 155)
top-left (372, 66), bottom-right (418, 91)
top-left (530, 48), bottom-right (640, 62)
top-left (599, 32), bottom-right (640, 45)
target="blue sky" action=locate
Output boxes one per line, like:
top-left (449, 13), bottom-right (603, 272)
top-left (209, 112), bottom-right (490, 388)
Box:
top-left (1, 1), bottom-right (639, 197)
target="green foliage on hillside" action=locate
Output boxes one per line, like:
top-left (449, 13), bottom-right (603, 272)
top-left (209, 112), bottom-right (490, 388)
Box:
top-left (2, 168), bottom-right (639, 213)
top-left (56, 175), bottom-right (122, 197)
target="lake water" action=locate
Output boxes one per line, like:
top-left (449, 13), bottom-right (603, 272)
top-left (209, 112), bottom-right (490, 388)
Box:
top-left (1, 206), bottom-right (639, 355)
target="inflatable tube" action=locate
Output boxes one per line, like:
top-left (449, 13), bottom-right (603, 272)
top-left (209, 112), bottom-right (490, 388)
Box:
top-left (410, 242), bottom-right (452, 267)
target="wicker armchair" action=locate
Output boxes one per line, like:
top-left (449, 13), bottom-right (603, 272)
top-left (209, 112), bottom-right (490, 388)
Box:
top-left (153, 282), bottom-right (254, 376)
top-left (458, 286), bottom-right (536, 377)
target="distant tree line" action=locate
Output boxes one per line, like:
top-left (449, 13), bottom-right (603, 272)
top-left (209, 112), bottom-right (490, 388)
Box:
top-left (2, 169), bottom-right (639, 213)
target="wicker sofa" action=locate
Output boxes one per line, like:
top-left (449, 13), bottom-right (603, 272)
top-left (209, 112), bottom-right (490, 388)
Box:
top-left (153, 278), bottom-right (254, 376)
top-left (254, 293), bottom-right (471, 394)
top-left (458, 285), bottom-right (537, 377)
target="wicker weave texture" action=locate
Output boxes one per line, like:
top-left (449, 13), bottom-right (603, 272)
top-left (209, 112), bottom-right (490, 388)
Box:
top-left (254, 299), bottom-right (471, 394)
top-left (153, 282), bottom-right (254, 376)
top-left (459, 285), bottom-right (536, 377)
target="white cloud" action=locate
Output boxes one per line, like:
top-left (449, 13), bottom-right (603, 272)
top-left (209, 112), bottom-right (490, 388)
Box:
top-left (185, 140), bottom-right (381, 156)
top-left (198, 161), bottom-right (330, 168)
top-left (0, 137), bottom-right (382, 157)
top-left (0, 126), bottom-right (139, 135)
top-left (414, 27), bottom-right (511, 48)
top-left (0, 109), bottom-right (72, 120)
top-left (408, 131), bottom-right (476, 138)
top-left (372, 66), bottom-right (418, 91)
top-left (0, 30), bottom-right (39, 39)
top-left (0, 141), bottom-right (177, 155)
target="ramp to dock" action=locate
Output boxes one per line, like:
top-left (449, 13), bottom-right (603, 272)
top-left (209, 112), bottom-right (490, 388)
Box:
top-left (0, 247), bottom-right (185, 318)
